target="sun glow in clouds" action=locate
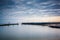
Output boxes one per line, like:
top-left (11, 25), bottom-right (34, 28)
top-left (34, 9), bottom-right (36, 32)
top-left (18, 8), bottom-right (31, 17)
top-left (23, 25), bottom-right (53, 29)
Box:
top-left (22, 16), bottom-right (60, 22)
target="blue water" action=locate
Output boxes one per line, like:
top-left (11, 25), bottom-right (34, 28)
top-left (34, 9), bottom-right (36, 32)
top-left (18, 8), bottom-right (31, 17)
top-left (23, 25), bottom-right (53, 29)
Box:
top-left (0, 24), bottom-right (60, 40)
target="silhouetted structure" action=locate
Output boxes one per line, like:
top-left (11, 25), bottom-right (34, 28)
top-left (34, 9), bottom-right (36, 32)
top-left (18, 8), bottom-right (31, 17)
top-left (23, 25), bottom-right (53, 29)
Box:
top-left (0, 23), bottom-right (19, 26)
top-left (22, 22), bottom-right (60, 28)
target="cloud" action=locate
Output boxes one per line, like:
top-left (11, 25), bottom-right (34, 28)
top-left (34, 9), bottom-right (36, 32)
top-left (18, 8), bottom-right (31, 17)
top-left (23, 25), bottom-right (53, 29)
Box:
top-left (0, 0), bottom-right (60, 20)
top-left (2, 8), bottom-right (60, 19)
top-left (22, 16), bottom-right (60, 22)
top-left (0, 0), bottom-right (60, 9)
top-left (0, 0), bottom-right (15, 9)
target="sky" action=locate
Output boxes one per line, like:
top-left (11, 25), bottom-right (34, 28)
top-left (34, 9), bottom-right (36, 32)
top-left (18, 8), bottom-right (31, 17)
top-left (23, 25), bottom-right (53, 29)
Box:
top-left (0, 0), bottom-right (60, 23)
top-left (23, 16), bottom-right (60, 22)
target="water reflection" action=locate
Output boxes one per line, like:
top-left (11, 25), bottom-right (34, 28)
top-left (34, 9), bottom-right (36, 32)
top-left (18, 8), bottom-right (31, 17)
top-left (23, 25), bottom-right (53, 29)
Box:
top-left (0, 24), bottom-right (60, 40)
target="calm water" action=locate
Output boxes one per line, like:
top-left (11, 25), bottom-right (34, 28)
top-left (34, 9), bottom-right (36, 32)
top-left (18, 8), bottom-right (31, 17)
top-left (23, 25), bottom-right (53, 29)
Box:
top-left (0, 24), bottom-right (60, 40)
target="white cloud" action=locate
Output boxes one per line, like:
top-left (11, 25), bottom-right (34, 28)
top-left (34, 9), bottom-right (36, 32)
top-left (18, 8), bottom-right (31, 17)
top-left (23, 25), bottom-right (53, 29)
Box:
top-left (2, 7), bottom-right (60, 19)
top-left (26, 1), bottom-right (33, 4)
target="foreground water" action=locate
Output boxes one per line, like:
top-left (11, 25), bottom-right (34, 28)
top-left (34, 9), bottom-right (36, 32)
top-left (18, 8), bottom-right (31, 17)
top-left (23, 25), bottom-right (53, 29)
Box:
top-left (0, 24), bottom-right (60, 40)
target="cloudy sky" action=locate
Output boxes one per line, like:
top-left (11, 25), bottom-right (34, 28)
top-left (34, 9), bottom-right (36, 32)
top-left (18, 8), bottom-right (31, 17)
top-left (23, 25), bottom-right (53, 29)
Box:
top-left (0, 0), bottom-right (60, 23)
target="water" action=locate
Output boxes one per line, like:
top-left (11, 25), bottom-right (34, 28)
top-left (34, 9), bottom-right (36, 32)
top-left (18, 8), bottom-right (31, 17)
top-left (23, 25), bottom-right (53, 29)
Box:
top-left (0, 24), bottom-right (60, 40)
